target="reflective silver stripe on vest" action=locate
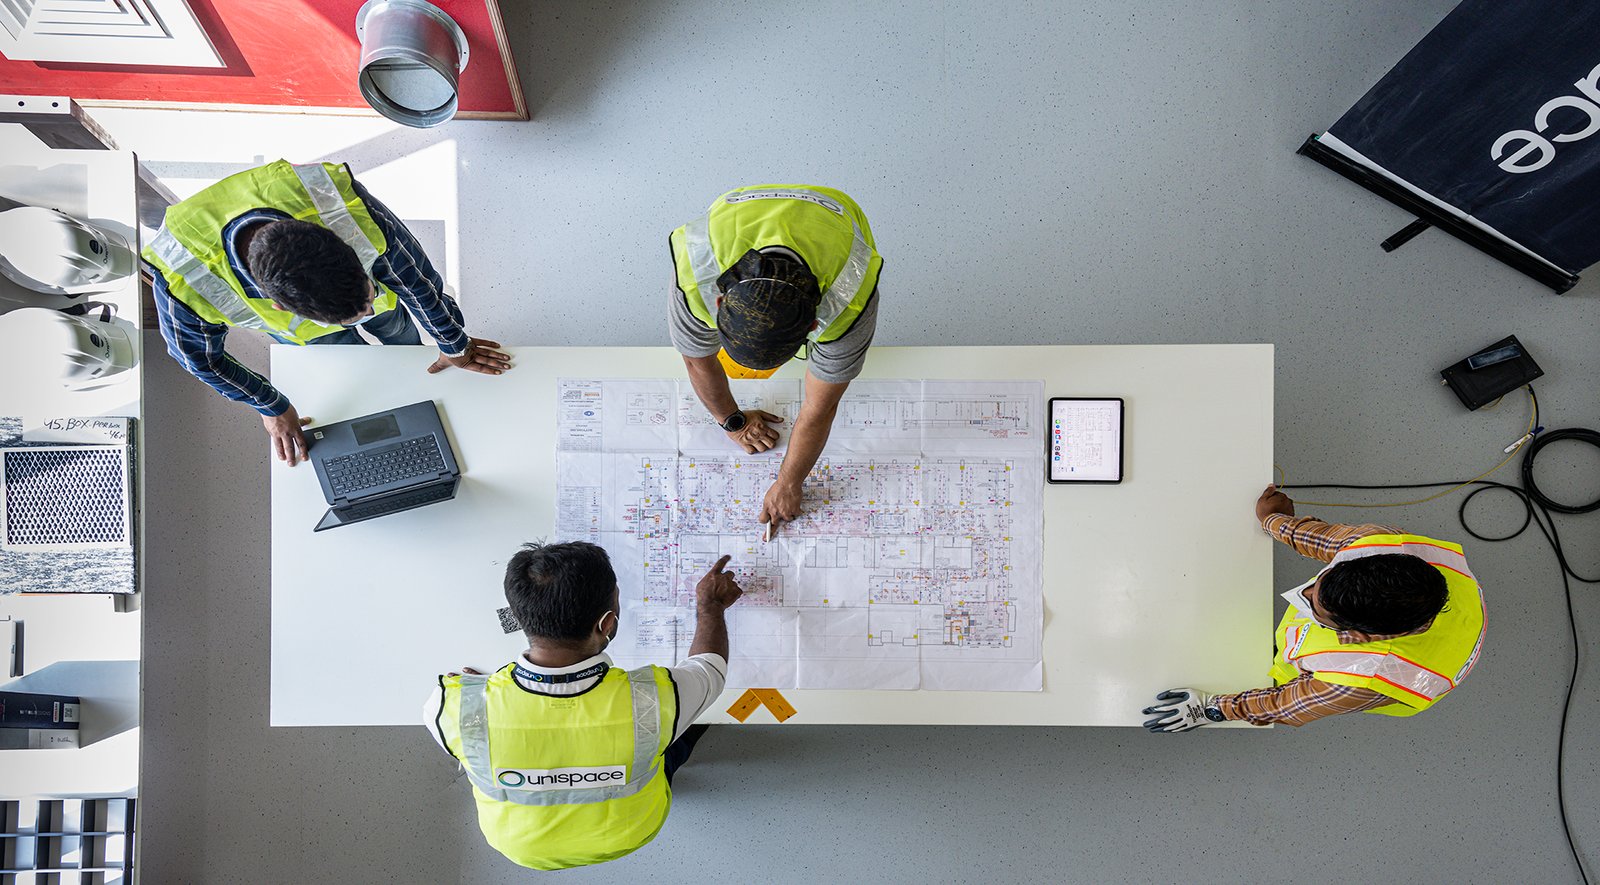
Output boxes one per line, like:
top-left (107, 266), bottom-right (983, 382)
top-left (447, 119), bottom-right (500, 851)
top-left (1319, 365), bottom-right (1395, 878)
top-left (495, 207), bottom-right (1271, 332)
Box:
top-left (454, 668), bottom-right (665, 807)
top-left (291, 163), bottom-right (381, 272)
top-left (1456, 591), bottom-right (1488, 683)
top-left (684, 188), bottom-right (874, 339)
top-left (1289, 649), bottom-right (1455, 700)
top-left (1331, 539), bottom-right (1476, 583)
top-left (146, 226), bottom-right (271, 331)
top-left (683, 212), bottom-right (723, 322)
top-left (810, 225), bottom-right (874, 343)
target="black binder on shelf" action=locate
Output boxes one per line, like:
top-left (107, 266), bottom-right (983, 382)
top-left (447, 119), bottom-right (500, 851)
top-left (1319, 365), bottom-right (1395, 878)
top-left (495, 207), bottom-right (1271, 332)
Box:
top-left (0, 690), bottom-right (82, 749)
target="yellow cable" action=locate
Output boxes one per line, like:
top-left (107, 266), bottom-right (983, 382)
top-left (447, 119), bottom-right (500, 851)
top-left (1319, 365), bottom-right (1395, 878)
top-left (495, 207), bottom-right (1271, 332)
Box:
top-left (1276, 387), bottom-right (1536, 509)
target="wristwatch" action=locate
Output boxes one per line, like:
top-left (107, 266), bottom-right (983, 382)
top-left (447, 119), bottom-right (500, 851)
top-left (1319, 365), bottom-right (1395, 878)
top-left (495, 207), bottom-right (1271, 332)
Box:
top-left (719, 410), bottom-right (748, 433)
top-left (1203, 705), bottom-right (1227, 723)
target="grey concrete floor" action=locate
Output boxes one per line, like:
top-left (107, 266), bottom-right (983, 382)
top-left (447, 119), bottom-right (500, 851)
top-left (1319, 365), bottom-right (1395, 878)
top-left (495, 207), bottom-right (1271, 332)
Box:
top-left (134, 1), bottom-right (1600, 882)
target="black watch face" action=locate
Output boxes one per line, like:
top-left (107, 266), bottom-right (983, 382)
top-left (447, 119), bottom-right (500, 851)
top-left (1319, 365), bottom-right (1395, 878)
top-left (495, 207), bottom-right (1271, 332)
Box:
top-left (1204, 706), bottom-right (1227, 722)
top-left (723, 411), bottom-right (747, 432)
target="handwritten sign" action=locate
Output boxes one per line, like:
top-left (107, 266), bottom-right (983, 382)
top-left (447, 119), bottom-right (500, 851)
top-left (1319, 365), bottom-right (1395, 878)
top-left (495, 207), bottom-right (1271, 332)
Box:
top-left (23, 416), bottom-right (131, 445)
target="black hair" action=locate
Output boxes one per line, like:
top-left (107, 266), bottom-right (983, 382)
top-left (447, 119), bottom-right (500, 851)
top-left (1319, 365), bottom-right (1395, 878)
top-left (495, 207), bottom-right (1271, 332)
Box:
top-left (504, 541), bottom-right (618, 643)
top-left (1318, 553), bottom-right (1448, 635)
top-left (246, 220), bottom-right (370, 323)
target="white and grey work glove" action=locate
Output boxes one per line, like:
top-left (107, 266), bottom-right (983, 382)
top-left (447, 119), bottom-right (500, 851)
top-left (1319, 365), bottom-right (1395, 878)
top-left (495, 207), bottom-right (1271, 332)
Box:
top-left (1141, 688), bottom-right (1226, 733)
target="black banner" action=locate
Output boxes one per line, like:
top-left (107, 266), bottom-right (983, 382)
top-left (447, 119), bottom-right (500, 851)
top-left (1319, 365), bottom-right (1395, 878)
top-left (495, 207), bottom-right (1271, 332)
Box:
top-left (1309, 0), bottom-right (1600, 289)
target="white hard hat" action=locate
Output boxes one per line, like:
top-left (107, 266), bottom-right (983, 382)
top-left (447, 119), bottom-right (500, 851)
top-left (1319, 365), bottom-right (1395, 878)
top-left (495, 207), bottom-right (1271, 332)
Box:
top-left (0, 207), bottom-right (135, 296)
top-left (0, 307), bottom-right (136, 388)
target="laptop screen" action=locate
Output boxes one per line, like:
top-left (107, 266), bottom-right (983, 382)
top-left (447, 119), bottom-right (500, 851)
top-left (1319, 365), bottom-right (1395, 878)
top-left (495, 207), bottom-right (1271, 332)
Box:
top-left (352, 414), bottom-right (402, 447)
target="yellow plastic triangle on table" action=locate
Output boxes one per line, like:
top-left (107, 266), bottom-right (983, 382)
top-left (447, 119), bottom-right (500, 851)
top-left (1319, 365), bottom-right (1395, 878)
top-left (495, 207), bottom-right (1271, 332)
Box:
top-left (725, 687), bottom-right (797, 723)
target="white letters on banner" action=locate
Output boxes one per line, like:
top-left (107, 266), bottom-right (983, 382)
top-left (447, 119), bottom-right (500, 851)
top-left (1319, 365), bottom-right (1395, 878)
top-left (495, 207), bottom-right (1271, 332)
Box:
top-left (1492, 62), bottom-right (1600, 173)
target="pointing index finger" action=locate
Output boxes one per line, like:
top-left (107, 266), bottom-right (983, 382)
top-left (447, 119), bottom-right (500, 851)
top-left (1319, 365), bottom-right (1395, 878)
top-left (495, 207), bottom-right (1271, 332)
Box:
top-left (712, 554), bottom-right (732, 574)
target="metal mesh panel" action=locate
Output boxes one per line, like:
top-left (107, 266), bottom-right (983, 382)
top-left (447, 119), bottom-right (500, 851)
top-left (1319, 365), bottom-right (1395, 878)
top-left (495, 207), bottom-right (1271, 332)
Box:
top-left (1, 446), bottom-right (130, 549)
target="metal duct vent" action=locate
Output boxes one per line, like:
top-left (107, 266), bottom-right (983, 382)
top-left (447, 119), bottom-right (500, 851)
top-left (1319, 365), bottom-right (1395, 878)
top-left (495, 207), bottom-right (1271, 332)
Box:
top-left (355, 0), bottom-right (471, 128)
top-left (1, 446), bottom-right (131, 550)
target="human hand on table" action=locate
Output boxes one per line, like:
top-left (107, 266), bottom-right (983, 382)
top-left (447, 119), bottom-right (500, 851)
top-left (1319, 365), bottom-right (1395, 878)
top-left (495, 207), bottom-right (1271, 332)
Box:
top-left (1255, 484), bottom-right (1295, 524)
top-left (428, 337), bottom-right (513, 376)
top-left (728, 409), bottom-right (783, 454)
top-left (1141, 688), bottom-right (1224, 733)
top-left (263, 406), bottom-right (312, 466)
top-left (758, 479), bottom-right (804, 539)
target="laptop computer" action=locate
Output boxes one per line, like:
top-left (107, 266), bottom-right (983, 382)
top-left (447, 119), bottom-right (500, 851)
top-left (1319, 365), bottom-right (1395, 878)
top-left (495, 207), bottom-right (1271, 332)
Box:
top-left (306, 400), bottom-right (460, 532)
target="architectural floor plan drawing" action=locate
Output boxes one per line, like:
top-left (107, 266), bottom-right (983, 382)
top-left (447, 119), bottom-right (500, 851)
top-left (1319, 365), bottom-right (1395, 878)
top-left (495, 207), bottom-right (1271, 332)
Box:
top-left (555, 378), bottom-right (1045, 691)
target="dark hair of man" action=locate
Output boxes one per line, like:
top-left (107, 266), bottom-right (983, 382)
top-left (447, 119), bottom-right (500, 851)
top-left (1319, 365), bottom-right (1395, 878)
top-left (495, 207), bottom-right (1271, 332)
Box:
top-left (504, 541), bottom-right (618, 643)
top-left (1318, 553), bottom-right (1449, 635)
top-left (246, 220), bottom-right (370, 323)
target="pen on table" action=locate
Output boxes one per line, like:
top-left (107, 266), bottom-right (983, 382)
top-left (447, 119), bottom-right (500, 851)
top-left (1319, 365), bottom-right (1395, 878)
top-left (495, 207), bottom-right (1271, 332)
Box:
top-left (763, 521), bottom-right (772, 542)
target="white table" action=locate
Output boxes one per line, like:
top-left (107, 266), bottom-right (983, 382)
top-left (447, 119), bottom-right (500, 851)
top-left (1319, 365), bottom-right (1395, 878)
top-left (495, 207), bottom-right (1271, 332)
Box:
top-left (0, 146), bottom-right (143, 797)
top-left (271, 344), bottom-right (1274, 727)
top-left (0, 595), bottom-right (139, 798)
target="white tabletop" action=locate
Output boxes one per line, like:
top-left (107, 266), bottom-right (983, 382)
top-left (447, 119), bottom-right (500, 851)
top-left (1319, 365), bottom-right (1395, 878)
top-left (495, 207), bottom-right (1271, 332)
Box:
top-left (0, 594), bottom-right (139, 798)
top-left (0, 146), bottom-right (142, 797)
top-left (270, 344), bottom-right (1274, 727)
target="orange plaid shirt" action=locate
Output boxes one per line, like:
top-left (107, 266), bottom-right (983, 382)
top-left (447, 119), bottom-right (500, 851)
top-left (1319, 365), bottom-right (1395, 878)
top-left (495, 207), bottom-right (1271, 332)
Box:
top-left (1213, 514), bottom-right (1431, 727)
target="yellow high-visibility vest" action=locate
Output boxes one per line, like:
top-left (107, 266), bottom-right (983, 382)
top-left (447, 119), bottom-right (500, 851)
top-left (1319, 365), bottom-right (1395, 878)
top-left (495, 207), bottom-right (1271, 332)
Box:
top-left (670, 184), bottom-right (882, 353)
top-left (437, 662), bottom-right (678, 870)
top-left (142, 160), bottom-right (399, 345)
top-left (1269, 534), bottom-right (1485, 716)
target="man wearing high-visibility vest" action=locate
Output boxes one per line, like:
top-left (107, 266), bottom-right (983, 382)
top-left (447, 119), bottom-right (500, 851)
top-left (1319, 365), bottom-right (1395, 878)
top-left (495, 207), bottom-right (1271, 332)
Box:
top-left (423, 541), bottom-right (743, 870)
top-left (1142, 485), bottom-right (1486, 730)
top-left (143, 160), bottom-right (512, 466)
top-left (668, 184), bottom-right (883, 536)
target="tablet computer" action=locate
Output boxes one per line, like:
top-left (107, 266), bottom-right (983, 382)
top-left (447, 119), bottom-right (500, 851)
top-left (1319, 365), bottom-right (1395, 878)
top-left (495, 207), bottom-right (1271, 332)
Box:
top-left (1048, 397), bottom-right (1124, 484)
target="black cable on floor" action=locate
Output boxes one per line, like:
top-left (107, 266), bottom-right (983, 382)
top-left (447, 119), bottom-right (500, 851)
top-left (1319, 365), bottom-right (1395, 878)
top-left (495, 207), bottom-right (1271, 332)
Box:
top-left (1283, 421), bottom-right (1600, 885)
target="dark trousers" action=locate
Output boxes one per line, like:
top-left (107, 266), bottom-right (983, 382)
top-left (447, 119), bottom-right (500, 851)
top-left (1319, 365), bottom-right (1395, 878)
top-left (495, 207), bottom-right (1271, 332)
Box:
top-left (301, 306), bottom-right (421, 346)
top-left (663, 724), bottom-right (709, 785)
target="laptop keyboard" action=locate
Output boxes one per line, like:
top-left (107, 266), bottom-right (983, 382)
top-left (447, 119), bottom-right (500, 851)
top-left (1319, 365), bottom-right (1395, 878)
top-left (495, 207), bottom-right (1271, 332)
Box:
top-left (338, 481), bottom-right (454, 522)
top-left (326, 436), bottom-right (447, 497)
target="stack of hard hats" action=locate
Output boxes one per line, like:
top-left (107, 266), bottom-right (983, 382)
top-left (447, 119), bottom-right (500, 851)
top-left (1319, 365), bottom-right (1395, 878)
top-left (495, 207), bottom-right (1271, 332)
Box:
top-left (0, 308), bottom-right (136, 389)
top-left (0, 206), bottom-right (135, 297)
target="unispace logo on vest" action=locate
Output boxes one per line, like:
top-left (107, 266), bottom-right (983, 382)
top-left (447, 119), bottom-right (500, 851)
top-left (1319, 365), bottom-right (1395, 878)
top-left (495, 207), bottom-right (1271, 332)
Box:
top-left (494, 765), bottom-right (627, 791)
top-left (1491, 63), bottom-right (1600, 173)
top-left (725, 190), bottom-right (844, 214)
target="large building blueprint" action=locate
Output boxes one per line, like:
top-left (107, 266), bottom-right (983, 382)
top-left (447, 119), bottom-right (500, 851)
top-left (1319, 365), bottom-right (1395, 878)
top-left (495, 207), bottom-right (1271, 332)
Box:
top-left (555, 378), bottom-right (1044, 691)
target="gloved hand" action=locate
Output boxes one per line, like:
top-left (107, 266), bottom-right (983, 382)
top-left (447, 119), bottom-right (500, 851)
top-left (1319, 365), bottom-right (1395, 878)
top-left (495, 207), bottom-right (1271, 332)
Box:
top-left (1141, 688), bottom-right (1223, 733)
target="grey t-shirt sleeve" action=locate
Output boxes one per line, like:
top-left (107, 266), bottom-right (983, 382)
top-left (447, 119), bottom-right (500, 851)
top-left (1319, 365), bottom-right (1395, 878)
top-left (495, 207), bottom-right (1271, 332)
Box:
top-left (805, 287), bottom-right (879, 383)
top-left (668, 283), bottom-right (721, 358)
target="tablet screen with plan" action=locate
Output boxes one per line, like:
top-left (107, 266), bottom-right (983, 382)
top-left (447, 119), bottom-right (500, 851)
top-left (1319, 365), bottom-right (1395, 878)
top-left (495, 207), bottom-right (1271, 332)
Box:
top-left (1048, 397), bottom-right (1124, 483)
top-left (554, 377), bottom-right (1045, 692)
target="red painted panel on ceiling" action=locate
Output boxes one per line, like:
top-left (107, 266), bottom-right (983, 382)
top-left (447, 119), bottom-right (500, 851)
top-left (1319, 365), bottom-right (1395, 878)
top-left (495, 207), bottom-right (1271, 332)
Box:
top-left (0, 0), bottom-right (524, 118)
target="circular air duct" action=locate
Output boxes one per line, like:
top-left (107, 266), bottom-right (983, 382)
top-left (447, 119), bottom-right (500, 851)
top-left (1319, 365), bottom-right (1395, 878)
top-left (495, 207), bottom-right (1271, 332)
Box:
top-left (355, 0), bottom-right (470, 128)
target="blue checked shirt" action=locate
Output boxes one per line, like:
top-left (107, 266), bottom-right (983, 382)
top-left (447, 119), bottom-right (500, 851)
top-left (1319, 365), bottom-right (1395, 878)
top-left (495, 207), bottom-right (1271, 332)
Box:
top-left (149, 178), bottom-right (470, 416)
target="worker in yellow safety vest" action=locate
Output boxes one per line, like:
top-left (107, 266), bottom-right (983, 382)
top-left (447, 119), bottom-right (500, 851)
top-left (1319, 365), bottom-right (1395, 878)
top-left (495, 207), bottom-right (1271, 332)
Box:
top-left (1143, 485), bottom-right (1485, 730)
top-left (668, 185), bottom-right (883, 536)
top-left (142, 160), bottom-right (511, 466)
top-left (423, 541), bottom-right (744, 870)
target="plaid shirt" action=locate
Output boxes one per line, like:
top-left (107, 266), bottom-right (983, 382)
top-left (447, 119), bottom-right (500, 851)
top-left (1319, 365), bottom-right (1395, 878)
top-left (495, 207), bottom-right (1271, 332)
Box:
top-left (1214, 514), bottom-right (1428, 726)
top-left (150, 177), bottom-right (470, 416)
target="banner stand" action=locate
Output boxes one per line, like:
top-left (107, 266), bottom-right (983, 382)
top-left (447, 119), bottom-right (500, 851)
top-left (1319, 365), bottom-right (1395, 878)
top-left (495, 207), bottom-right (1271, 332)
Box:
top-left (1299, 134), bottom-right (1581, 293)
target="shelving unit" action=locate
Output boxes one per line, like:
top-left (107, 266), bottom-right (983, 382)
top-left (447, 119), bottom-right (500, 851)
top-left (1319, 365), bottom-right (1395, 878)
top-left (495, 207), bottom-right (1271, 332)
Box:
top-left (0, 798), bottom-right (133, 884)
